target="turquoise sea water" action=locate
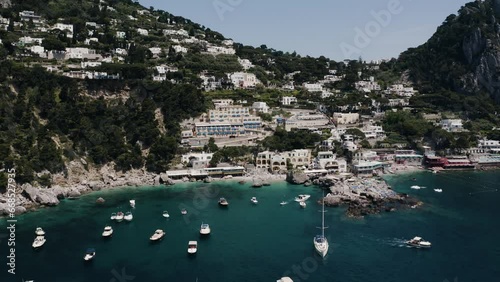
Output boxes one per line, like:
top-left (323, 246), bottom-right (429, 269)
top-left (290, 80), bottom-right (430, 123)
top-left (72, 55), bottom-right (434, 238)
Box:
top-left (1, 171), bottom-right (500, 282)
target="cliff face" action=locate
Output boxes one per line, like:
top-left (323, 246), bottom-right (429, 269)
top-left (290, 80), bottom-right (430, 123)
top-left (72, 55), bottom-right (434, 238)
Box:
top-left (398, 0), bottom-right (500, 103)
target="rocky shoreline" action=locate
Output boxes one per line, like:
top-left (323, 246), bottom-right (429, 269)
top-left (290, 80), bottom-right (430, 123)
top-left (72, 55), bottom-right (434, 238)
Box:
top-left (287, 170), bottom-right (422, 218)
top-left (0, 161), bottom-right (175, 216)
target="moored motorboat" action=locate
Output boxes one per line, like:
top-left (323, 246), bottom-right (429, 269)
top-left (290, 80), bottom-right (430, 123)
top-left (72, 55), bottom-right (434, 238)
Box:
top-left (251, 197), bottom-right (258, 204)
top-left (300, 201), bottom-right (306, 208)
top-left (110, 213), bottom-right (117, 220)
top-left (102, 226), bottom-right (113, 237)
top-left (434, 188), bottom-right (443, 193)
top-left (129, 199), bottom-right (136, 208)
top-left (200, 223), bottom-right (211, 235)
top-left (115, 212), bottom-right (124, 222)
top-left (32, 236), bottom-right (46, 249)
top-left (277, 277), bottom-right (293, 282)
top-left (218, 197), bottom-right (229, 206)
top-left (83, 248), bottom-right (96, 261)
top-left (406, 236), bottom-right (431, 248)
top-left (294, 194), bottom-right (311, 202)
top-left (188, 241), bottom-right (198, 254)
top-left (35, 227), bottom-right (45, 236)
top-left (410, 185), bottom-right (421, 190)
top-left (163, 211), bottom-right (170, 218)
top-left (181, 209), bottom-right (188, 215)
top-left (124, 211), bottom-right (133, 221)
top-left (280, 201), bottom-right (288, 206)
top-left (150, 229), bottom-right (165, 241)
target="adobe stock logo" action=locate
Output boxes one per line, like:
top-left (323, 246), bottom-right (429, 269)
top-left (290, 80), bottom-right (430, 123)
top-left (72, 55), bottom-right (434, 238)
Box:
top-left (213, 0), bottom-right (243, 21)
top-left (339, 0), bottom-right (407, 58)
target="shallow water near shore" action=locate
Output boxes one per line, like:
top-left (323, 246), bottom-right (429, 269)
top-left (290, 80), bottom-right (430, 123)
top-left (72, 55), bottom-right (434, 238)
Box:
top-left (1, 171), bottom-right (500, 282)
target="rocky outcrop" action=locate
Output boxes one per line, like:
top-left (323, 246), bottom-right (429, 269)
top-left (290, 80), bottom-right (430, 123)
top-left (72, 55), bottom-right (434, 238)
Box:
top-left (22, 184), bottom-right (60, 206)
top-left (286, 170), bottom-right (309, 185)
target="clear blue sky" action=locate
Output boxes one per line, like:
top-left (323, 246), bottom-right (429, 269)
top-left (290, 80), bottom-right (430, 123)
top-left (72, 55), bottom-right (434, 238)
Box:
top-left (138, 0), bottom-right (470, 61)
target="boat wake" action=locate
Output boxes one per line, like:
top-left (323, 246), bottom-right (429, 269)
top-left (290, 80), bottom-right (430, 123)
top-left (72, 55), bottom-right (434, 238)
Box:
top-left (379, 238), bottom-right (410, 248)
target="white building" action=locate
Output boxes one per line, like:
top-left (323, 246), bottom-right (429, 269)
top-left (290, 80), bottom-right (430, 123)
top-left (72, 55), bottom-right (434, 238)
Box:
top-left (206, 45), bottom-right (236, 55)
top-left (52, 23), bottom-right (74, 38)
top-left (361, 125), bottom-right (386, 139)
top-left (238, 58), bottom-right (254, 70)
top-left (81, 61), bottom-right (102, 68)
top-left (388, 98), bottom-right (409, 107)
top-left (303, 83), bottom-right (323, 92)
top-left (256, 149), bottom-right (311, 172)
top-left (333, 113), bottom-right (359, 125)
top-left (478, 139), bottom-right (500, 150)
top-left (222, 39), bottom-right (234, 46)
top-left (115, 48), bottom-right (128, 56)
top-left (440, 119), bottom-right (464, 132)
top-left (116, 31), bottom-right (126, 39)
top-left (229, 72), bottom-right (259, 89)
top-left (149, 47), bottom-right (163, 56)
top-left (84, 37), bottom-right (99, 45)
top-left (314, 152), bottom-right (347, 173)
top-left (172, 45), bottom-right (188, 53)
top-left (284, 113), bottom-right (330, 131)
top-left (355, 77), bottom-right (381, 92)
top-left (137, 28), bottom-right (149, 36)
top-left (281, 96), bottom-right (297, 106)
top-left (386, 84), bottom-right (416, 97)
top-left (163, 29), bottom-right (189, 37)
top-left (19, 36), bottom-right (43, 45)
top-left (19, 11), bottom-right (42, 23)
top-left (30, 45), bottom-right (45, 56)
top-left (181, 152), bottom-right (213, 169)
top-left (200, 74), bottom-right (221, 91)
top-left (213, 99), bottom-right (234, 108)
top-left (252, 102), bottom-right (269, 114)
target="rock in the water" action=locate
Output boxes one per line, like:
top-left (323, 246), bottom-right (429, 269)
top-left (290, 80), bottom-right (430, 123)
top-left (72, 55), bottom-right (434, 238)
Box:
top-left (286, 170), bottom-right (309, 185)
top-left (304, 180), bottom-right (312, 187)
top-left (68, 189), bottom-right (81, 198)
top-left (22, 184), bottom-right (59, 206)
top-left (96, 197), bottom-right (105, 204)
top-left (89, 181), bottom-right (103, 191)
top-left (154, 175), bottom-right (161, 186)
top-left (15, 206), bottom-right (27, 215)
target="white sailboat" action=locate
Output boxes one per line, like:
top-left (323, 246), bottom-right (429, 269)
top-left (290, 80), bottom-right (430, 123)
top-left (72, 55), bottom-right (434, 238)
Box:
top-left (129, 199), bottom-right (136, 208)
top-left (124, 211), bottom-right (133, 221)
top-left (313, 195), bottom-right (329, 258)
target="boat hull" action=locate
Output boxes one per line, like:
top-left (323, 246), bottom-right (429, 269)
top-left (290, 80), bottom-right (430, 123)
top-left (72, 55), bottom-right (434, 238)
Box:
top-left (314, 240), bottom-right (329, 258)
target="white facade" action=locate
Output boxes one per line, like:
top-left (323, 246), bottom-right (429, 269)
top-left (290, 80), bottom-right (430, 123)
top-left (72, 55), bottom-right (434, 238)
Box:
top-left (30, 45), bottom-right (45, 56)
top-left (213, 99), bottom-right (234, 108)
top-left (116, 31), bottom-right (126, 38)
top-left (252, 102), bottom-right (269, 114)
top-left (81, 61), bottom-right (102, 68)
top-left (137, 28), bottom-right (149, 36)
top-left (229, 72), bottom-right (259, 89)
top-left (182, 152), bottom-right (213, 168)
top-left (19, 36), bottom-right (43, 45)
top-left (388, 98), bottom-right (409, 107)
top-left (314, 152), bottom-right (347, 173)
top-left (53, 23), bottom-right (74, 38)
top-left (238, 58), bottom-right (254, 70)
top-left (361, 125), bottom-right (386, 139)
top-left (207, 45), bottom-right (236, 55)
top-left (172, 45), bottom-right (188, 53)
top-left (163, 29), bottom-right (189, 37)
top-left (256, 150), bottom-right (311, 171)
top-left (303, 83), bottom-right (323, 92)
top-left (440, 119), bottom-right (463, 132)
top-left (333, 113), bottom-right (359, 125)
top-left (149, 47), bottom-right (162, 55)
top-left (281, 96), bottom-right (297, 106)
top-left (478, 139), bottom-right (500, 150)
top-left (355, 77), bottom-right (381, 92)
top-left (19, 11), bottom-right (42, 23)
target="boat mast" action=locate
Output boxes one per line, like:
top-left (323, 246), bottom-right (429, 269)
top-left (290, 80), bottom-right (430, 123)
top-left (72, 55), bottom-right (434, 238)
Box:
top-left (321, 191), bottom-right (325, 238)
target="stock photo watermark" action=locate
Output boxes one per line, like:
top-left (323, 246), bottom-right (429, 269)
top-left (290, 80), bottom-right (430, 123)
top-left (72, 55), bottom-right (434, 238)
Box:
top-left (5, 168), bottom-right (17, 275)
top-left (340, 0), bottom-right (406, 58)
top-left (109, 267), bottom-right (135, 282)
top-left (213, 0), bottom-right (243, 21)
top-left (179, 185), bottom-right (221, 224)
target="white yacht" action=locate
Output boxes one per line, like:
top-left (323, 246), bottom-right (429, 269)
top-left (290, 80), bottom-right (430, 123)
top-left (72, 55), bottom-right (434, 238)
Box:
top-left (110, 213), bottom-right (117, 220)
top-left (294, 194), bottom-right (311, 202)
top-left (313, 196), bottom-right (329, 258)
top-left (150, 229), bottom-right (165, 241)
top-left (410, 185), bottom-right (421, 190)
top-left (218, 197), bottom-right (229, 206)
top-left (129, 199), bottom-right (136, 208)
top-left (406, 236), bottom-right (431, 248)
top-left (300, 201), bottom-right (306, 208)
top-left (35, 227), bottom-right (45, 236)
top-left (115, 212), bottom-right (124, 222)
top-left (181, 209), bottom-right (188, 215)
top-left (280, 201), bottom-right (288, 206)
top-left (188, 241), bottom-right (198, 254)
top-left (83, 248), bottom-right (96, 261)
top-left (251, 197), bottom-right (258, 204)
top-left (200, 223), bottom-right (211, 235)
top-left (124, 211), bottom-right (133, 221)
top-left (32, 236), bottom-right (46, 249)
top-left (434, 188), bottom-right (443, 193)
top-left (163, 211), bottom-right (170, 218)
top-left (102, 226), bottom-right (113, 237)
top-left (277, 277), bottom-right (294, 282)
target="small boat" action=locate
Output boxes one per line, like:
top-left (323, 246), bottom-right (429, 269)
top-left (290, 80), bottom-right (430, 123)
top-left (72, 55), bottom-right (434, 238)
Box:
top-left (124, 211), bottom-right (133, 221)
top-left (406, 236), bottom-right (431, 248)
top-left (410, 185), bottom-right (421, 190)
top-left (200, 223), bottom-right (211, 235)
top-left (110, 213), bottom-right (117, 220)
top-left (432, 170), bottom-right (437, 174)
top-left (251, 197), bottom-right (258, 204)
top-left (35, 227), bottom-right (45, 236)
top-left (32, 236), bottom-right (46, 249)
top-left (181, 209), bottom-right (188, 215)
top-left (300, 201), bottom-right (306, 208)
top-left (204, 177), bottom-right (212, 183)
top-left (218, 197), bottom-right (229, 206)
top-left (129, 200), bottom-right (136, 208)
top-left (280, 201), bottom-right (288, 206)
top-left (434, 189), bottom-right (443, 193)
top-left (150, 229), bottom-right (165, 241)
top-left (294, 194), bottom-right (311, 202)
top-left (115, 212), bottom-right (124, 222)
top-left (102, 226), bottom-right (113, 237)
top-left (188, 241), bottom-right (198, 254)
top-left (163, 211), bottom-right (170, 218)
top-left (277, 277), bottom-right (294, 282)
top-left (83, 248), bottom-right (96, 261)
